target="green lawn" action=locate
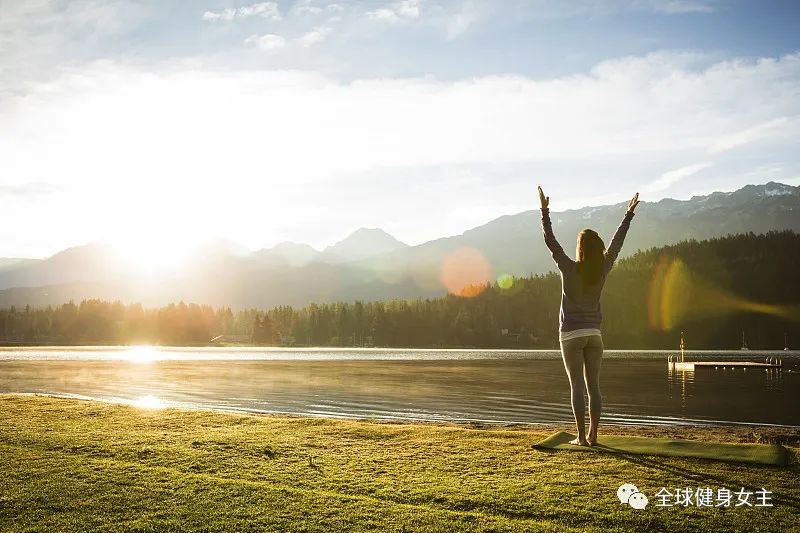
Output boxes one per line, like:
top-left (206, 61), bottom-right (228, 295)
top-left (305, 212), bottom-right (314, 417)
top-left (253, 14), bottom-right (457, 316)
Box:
top-left (0, 395), bottom-right (798, 532)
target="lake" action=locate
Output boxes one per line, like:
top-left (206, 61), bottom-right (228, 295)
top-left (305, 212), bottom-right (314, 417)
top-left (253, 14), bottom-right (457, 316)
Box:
top-left (1, 347), bottom-right (798, 427)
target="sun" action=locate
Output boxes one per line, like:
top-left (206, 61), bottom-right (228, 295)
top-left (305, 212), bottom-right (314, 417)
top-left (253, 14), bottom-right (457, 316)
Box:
top-left (124, 345), bottom-right (161, 364)
top-left (112, 231), bottom-right (200, 276)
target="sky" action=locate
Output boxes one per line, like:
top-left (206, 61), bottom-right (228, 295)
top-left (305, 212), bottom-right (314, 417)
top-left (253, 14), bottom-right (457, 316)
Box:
top-left (1, 0), bottom-right (799, 258)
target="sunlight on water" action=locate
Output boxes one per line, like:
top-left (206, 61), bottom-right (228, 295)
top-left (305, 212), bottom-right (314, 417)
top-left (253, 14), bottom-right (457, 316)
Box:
top-left (130, 395), bottom-right (165, 409)
top-left (125, 346), bottom-right (160, 364)
top-left (1, 349), bottom-right (798, 426)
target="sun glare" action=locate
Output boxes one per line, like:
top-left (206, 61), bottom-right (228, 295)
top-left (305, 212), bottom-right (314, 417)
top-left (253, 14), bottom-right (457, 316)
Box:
top-left (112, 239), bottom-right (190, 274)
top-left (125, 346), bottom-right (161, 364)
top-left (132, 395), bottom-right (166, 409)
top-left (113, 230), bottom-right (201, 275)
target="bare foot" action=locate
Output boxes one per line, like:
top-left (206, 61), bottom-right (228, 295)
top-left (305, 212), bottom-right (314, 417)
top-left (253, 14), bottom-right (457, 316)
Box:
top-left (569, 437), bottom-right (589, 446)
top-left (587, 431), bottom-right (597, 446)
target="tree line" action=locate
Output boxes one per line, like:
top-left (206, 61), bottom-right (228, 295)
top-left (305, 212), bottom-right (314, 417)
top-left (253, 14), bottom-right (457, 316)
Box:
top-left (1, 231), bottom-right (797, 349)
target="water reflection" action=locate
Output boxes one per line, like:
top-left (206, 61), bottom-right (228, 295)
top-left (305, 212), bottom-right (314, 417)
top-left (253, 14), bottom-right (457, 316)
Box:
top-left (666, 364), bottom-right (692, 409)
top-left (125, 346), bottom-right (161, 364)
top-left (0, 349), bottom-right (797, 427)
top-left (130, 395), bottom-right (165, 409)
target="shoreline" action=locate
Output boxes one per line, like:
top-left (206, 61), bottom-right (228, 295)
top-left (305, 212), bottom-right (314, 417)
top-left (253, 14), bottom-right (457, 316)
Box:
top-left (10, 392), bottom-right (800, 451)
top-left (2, 344), bottom-right (799, 353)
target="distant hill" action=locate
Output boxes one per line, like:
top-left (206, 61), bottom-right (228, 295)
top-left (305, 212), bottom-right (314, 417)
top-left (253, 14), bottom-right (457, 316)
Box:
top-left (0, 243), bottom-right (122, 289)
top-left (347, 181), bottom-right (800, 284)
top-left (251, 242), bottom-right (321, 267)
top-left (320, 228), bottom-right (408, 263)
top-left (2, 230), bottom-right (798, 349)
top-left (0, 258), bottom-right (40, 273)
top-left (0, 181), bottom-right (797, 309)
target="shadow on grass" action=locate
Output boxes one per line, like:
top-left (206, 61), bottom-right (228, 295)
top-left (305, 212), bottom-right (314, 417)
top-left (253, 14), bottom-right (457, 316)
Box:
top-left (613, 452), bottom-right (800, 511)
top-left (534, 445), bottom-right (800, 511)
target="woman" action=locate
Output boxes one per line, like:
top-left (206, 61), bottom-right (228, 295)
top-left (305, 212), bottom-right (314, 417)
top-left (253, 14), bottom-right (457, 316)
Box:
top-left (538, 186), bottom-right (639, 446)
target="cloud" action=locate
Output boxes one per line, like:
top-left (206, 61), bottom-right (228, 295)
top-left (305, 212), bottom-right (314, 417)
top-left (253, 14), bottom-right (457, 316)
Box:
top-left (645, 162), bottom-right (713, 192)
top-left (396, 0), bottom-right (422, 18)
top-left (0, 182), bottom-right (57, 198)
top-left (444, 2), bottom-right (480, 38)
top-left (367, 0), bottom-right (422, 23)
top-left (708, 117), bottom-right (790, 154)
top-left (1, 51), bottom-right (798, 254)
top-left (646, 0), bottom-right (716, 14)
top-left (245, 33), bottom-right (287, 50)
top-left (202, 9), bottom-right (233, 21)
top-left (0, 0), bottom-right (146, 92)
top-left (3, 51), bottom-right (798, 179)
top-left (203, 2), bottom-right (281, 22)
top-left (292, 0), bottom-right (346, 16)
top-left (297, 6), bottom-right (324, 15)
top-left (297, 26), bottom-right (334, 47)
top-left (367, 8), bottom-right (401, 22)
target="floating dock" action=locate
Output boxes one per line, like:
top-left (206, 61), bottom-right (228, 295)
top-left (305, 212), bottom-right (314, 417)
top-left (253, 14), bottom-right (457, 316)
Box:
top-left (670, 361), bottom-right (782, 371)
top-left (669, 332), bottom-right (786, 371)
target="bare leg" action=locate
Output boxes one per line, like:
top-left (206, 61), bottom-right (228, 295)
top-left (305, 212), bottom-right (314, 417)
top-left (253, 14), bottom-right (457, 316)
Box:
top-left (561, 337), bottom-right (589, 446)
top-left (583, 335), bottom-right (604, 446)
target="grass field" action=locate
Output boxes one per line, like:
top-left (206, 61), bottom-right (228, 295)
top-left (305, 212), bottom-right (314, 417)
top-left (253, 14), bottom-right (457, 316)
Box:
top-left (1, 395), bottom-right (798, 532)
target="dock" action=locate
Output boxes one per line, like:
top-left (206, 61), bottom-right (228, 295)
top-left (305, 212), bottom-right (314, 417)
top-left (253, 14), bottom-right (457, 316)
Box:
top-left (668, 332), bottom-right (786, 371)
top-left (670, 361), bottom-right (782, 371)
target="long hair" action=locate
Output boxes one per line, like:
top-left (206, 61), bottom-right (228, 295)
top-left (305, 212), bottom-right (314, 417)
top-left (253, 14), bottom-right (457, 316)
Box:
top-left (575, 229), bottom-right (605, 286)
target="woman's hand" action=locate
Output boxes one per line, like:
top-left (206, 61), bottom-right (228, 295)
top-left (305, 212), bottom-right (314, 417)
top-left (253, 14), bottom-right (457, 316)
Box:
top-left (538, 186), bottom-right (549, 210)
top-left (628, 192), bottom-right (640, 213)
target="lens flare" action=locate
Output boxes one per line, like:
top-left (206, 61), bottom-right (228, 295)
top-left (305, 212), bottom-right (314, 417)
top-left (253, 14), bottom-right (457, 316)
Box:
top-left (440, 247), bottom-right (492, 297)
top-left (647, 256), bottom-right (692, 331)
top-left (497, 273), bottom-right (514, 290)
top-left (647, 254), bottom-right (800, 331)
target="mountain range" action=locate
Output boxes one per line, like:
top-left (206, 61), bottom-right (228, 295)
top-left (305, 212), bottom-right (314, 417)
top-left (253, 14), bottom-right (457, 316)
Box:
top-left (0, 181), bottom-right (797, 309)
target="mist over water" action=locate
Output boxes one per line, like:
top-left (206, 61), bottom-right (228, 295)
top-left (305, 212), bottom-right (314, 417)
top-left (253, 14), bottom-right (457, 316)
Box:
top-left (1, 348), bottom-right (798, 427)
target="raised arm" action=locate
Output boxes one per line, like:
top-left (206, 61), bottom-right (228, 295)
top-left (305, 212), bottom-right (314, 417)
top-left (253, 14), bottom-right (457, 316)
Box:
top-left (538, 186), bottom-right (573, 272)
top-left (604, 193), bottom-right (639, 272)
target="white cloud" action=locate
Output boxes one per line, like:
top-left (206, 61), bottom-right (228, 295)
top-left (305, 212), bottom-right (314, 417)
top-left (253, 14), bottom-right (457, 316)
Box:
top-left (202, 8), bottom-right (236, 21)
top-left (709, 117), bottom-right (790, 154)
top-left (0, 182), bottom-right (57, 198)
top-left (240, 2), bottom-right (280, 18)
top-left (297, 5), bottom-right (323, 15)
top-left (645, 162), bottom-right (713, 192)
top-left (445, 2), bottom-right (480, 38)
top-left (367, 8), bottom-right (401, 22)
top-left (203, 2), bottom-right (281, 22)
top-left (646, 0), bottom-right (715, 14)
top-left (1, 51), bottom-right (799, 255)
top-left (367, 0), bottom-right (423, 23)
top-left (245, 33), bottom-right (287, 50)
top-left (0, 0), bottom-right (146, 91)
top-left (297, 26), bottom-right (334, 47)
top-left (396, 0), bottom-right (422, 18)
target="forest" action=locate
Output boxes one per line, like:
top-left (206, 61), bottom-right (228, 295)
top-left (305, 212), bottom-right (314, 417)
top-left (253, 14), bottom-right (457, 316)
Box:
top-left (0, 230), bottom-right (798, 350)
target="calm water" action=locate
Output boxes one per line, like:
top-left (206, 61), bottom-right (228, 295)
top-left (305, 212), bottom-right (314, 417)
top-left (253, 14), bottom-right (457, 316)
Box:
top-left (1, 347), bottom-right (798, 427)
